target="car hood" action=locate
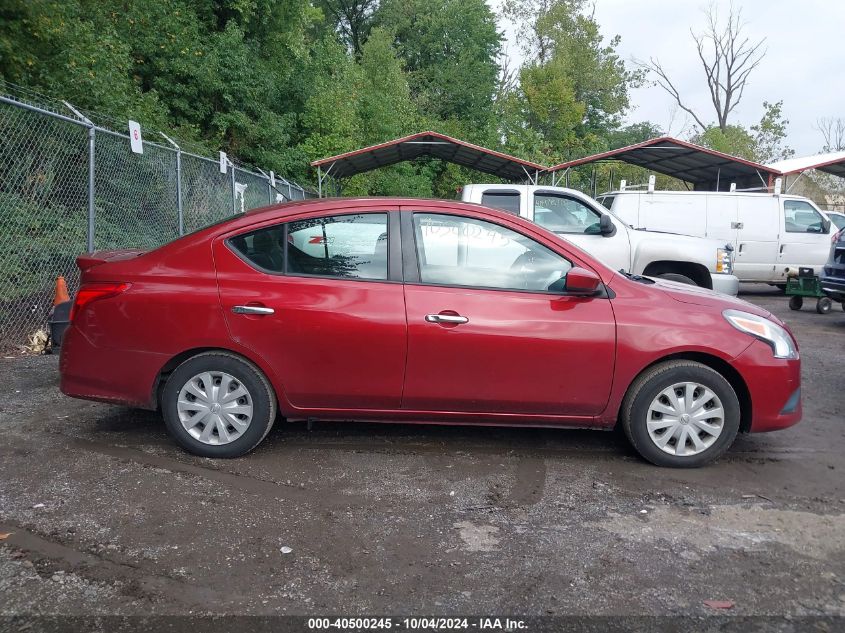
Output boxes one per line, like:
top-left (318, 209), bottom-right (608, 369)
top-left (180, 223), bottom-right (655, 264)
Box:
top-left (653, 278), bottom-right (773, 319)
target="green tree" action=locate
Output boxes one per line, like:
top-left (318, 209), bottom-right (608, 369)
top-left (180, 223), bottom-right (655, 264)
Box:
top-left (501, 0), bottom-right (641, 162)
top-left (751, 100), bottom-right (794, 164)
top-left (692, 101), bottom-right (793, 164)
top-left (316, 0), bottom-right (379, 56)
top-left (376, 0), bottom-right (501, 137)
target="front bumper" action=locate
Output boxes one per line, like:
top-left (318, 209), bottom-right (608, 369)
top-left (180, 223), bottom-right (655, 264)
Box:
top-left (711, 273), bottom-right (740, 296)
top-left (733, 339), bottom-right (802, 433)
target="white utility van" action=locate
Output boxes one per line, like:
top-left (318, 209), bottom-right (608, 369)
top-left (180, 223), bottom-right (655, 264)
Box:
top-left (595, 190), bottom-right (836, 285)
top-left (461, 184), bottom-right (739, 295)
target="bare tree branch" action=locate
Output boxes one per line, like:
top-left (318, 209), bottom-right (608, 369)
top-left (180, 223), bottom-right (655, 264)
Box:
top-left (637, 3), bottom-right (766, 131)
top-left (816, 117), bottom-right (845, 152)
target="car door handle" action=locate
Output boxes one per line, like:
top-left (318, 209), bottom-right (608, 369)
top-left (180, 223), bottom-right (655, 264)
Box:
top-left (425, 313), bottom-right (468, 324)
top-left (232, 305), bottom-right (275, 315)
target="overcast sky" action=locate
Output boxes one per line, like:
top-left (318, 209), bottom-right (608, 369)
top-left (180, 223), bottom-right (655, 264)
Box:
top-left (493, 0), bottom-right (845, 158)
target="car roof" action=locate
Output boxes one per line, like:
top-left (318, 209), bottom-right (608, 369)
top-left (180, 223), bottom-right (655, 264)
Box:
top-left (237, 196), bottom-right (535, 229)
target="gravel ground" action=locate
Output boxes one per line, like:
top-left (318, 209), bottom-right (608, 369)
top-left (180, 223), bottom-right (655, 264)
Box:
top-left (0, 285), bottom-right (843, 630)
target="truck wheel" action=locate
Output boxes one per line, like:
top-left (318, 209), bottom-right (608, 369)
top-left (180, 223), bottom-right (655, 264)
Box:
top-left (816, 297), bottom-right (833, 314)
top-left (788, 296), bottom-right (803, 310)
top-left (657, 273), bottom-right (697, 286)
top-left (621, 361), bottom-right (740, 468)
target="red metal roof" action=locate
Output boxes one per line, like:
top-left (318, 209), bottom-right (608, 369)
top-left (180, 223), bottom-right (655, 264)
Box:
top-left (547, 136), bottom-right (780, 187)
top-left (311, 131), bottom-right (547, 181)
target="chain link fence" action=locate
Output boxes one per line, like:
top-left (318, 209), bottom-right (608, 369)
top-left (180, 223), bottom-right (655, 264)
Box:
top-left (0, 92), bottom-right (315, 347)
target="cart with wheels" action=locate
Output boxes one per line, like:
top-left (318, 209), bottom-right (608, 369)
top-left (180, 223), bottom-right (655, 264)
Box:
top-left (785, 268), bottom-right (833, 314)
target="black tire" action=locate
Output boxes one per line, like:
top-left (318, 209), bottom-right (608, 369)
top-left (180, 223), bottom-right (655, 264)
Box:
top-left (816, 297), bottom-right (833, 314)
top-left (620, 361), bottom-right (740, 468)
top-left (162, 351), bottom-right (277, 458)
top-left (657, 272), bottom-right (698, 286)
top-left (789, 295), bottom-right (803, 311)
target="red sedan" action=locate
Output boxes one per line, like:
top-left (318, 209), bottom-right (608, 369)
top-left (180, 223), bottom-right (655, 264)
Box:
top-left (60, 198), bottom-right (802, 467)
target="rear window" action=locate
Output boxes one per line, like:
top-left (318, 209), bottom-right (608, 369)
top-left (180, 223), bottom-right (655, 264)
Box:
top-left (597, 196), bottom-right (614, 210)
top-left (480, 191), bottom-right (521, 215)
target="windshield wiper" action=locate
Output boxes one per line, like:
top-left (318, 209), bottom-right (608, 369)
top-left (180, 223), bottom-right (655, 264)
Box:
top-left (619, 270), bottom-right (655, 284)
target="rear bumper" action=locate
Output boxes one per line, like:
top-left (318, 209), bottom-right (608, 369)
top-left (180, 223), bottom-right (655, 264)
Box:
top-left (59, 324), bottom-right (167, 409)
top-left (711, 273), bottom-right (740, 296)
top-left (820, 274), bottom-right (845, 301)
top-left (733, 340), bottom-right (802, 433)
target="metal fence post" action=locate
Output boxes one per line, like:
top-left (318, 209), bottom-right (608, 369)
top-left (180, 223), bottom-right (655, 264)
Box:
top-left (231, 162), bottom-right (237, 214)
top-left (64, 101), bottom-right (96, 252)
top-left (160, 133), bottom-right (183, 235)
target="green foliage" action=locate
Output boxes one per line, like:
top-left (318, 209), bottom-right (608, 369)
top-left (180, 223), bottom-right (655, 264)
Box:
top-left (376, 0), bottom-right (502, 138)
top-left (500, 0), bottom-right (642, 163)
top-left (693, 125), bottom-right (758, 161)
top-left (692, 101), bottom-right (795, 164)
top-left (751, 100), bottom-right (795, 164)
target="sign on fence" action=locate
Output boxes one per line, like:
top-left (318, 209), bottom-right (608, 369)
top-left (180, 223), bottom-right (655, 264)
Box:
top-left (128, 120), bottom-right (143, 154)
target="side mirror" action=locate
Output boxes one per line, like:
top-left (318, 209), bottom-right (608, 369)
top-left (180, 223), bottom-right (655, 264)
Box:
top-left (822, 218), bottom-right (832, 234)
top-left (564, 267), bottom-right (601, 295)
top-left (599, 214), bottom-right (616, 237)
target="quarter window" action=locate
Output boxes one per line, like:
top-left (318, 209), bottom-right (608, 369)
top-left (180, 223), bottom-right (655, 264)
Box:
top-left (229, 226), bottom-right (285, 273)
top-left (533, 193), bottom-right (603, 234)
top-left (413, 213), bottom-right (572, 292)
top-left (784, 200), bottom-right (825, 233)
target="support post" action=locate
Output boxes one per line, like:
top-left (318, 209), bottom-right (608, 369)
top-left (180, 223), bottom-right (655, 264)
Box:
top-left (64, 102), bottom-right (96, 252)
top-left (160, 133), bottom-right (183, 235)
top-left (231, 162), bottom-right (237, 214)
top-left (317, 166), bottom-right (322, 198)
top-left (87, 126), bottom-right (96, 252)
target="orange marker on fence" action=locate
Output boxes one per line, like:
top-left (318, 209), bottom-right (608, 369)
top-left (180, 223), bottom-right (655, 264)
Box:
top-left (54, 276), bottom-right (70, 305)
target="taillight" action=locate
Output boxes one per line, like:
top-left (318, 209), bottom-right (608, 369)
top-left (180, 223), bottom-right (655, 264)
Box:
top-left (70, 282), bottom-right (130, 320)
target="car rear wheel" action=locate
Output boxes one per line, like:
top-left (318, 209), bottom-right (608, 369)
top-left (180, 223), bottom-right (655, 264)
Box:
top-left (621, 361), bottom-right (740, 468)
top-left (162, 352), bottom-right (276, 458)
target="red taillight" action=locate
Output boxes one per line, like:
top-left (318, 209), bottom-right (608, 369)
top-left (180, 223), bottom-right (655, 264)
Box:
top-left (70, 282), bottom-right (130, 321)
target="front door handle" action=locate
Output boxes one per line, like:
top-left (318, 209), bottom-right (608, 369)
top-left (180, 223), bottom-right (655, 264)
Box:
top-left (425, 313), bottom-right (468, 324)
top-left (232, 305), bottom-right (275, 315)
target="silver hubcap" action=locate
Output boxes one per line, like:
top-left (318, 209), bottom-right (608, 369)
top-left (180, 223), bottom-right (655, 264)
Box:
top-left (646, 382), bottom-right (724, 457)
top-left (177, 371), bottom-right (253, 445)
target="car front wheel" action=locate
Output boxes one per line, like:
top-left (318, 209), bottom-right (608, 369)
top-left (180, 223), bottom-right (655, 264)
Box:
top-left (621, 361), bottom-right (740, 468)
top-left (162, 352), bottom-right (277, 458)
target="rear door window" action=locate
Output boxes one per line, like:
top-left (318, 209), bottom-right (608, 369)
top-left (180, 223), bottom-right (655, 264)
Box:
top-left (480, 191), bottom-right (521, 215)
top-left (287, 214), bottom-right (389, 280)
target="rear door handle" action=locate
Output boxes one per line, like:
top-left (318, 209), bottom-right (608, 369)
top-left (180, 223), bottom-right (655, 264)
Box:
top-left (425, 313), bottom-right (468, 324)
top-left (232, 305), bottom-right (275, 315)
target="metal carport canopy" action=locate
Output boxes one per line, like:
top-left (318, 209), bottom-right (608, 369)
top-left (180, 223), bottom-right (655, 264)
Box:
top-left (311, 131), bottom-right (547, 182)
top-left (546, 136), bottom-right (780, 189)
top-left (767, 150), bottom-right (845, 179)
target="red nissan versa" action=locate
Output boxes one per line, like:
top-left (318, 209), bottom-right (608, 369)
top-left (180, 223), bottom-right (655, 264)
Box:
top-left (60, 198), bottom-right (802, 467)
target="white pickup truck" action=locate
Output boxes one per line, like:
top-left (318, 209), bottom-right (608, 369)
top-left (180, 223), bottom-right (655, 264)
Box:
top-left (461, 184), bottom-right (739, 295)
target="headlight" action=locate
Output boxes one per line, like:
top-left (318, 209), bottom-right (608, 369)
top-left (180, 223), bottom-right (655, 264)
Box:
top-left (716, 247), bottom-right (733, 274)
top-left (723, 309), bottom-right (798, 359)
